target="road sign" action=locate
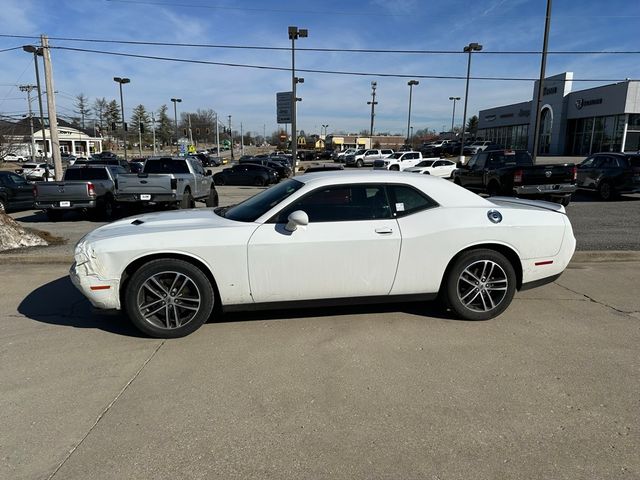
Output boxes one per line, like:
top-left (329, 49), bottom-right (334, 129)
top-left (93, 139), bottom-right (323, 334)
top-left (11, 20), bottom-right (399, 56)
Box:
top-left (276, 91), bottom-right (292, 124)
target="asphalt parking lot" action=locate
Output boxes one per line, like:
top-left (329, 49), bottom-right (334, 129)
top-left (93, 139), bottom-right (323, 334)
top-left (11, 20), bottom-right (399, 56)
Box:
top-left (2, 166), bottom-right (639, 479)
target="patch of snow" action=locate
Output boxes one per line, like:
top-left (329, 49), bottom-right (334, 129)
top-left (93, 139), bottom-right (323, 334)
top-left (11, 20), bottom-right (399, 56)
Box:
top-left (0, 213), bottom-right (48, 252)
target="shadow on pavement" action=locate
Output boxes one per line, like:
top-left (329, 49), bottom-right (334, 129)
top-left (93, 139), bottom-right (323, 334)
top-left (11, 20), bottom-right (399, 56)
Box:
top-left (18, 276), bottom-right (143, 337)
top-left (568, 191), bottom-right (640, 203)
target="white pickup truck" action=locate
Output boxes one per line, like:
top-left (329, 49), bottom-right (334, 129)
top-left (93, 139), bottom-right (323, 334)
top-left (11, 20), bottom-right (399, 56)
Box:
top-left (373, 151), bottom-right (436, 171)
top-left (116, 157), bottom-right (218, 209)
top-left (345, 149), bottom-right (394, 168)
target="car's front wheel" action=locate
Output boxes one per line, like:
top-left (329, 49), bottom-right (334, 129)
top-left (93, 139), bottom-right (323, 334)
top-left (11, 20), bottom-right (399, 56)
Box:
top-left (443, 249), bottom-right (516, 321)
top-left (124, 259), bottom-right (215, 338)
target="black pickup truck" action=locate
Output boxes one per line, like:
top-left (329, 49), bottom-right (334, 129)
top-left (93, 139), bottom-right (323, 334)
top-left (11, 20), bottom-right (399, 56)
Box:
top-left (452, 149), bottom-right (577, 205)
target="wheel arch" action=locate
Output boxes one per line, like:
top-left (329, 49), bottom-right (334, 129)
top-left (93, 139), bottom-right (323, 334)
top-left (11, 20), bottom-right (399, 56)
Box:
top-left (119, 252), bottom-right (222, 312)
top-left (438, 243), bottom-right (523, 294)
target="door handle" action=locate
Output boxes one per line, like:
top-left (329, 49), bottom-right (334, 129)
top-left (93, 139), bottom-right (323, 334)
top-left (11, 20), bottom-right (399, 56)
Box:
top-left (375, 227), bottom-right (393, 234)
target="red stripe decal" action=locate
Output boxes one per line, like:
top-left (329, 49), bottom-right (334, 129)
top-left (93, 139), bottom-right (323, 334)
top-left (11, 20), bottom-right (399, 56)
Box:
top-left (535, 260), bottom-right (554, 266)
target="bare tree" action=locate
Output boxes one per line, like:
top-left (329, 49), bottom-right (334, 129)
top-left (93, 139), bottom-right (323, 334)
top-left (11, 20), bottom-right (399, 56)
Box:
top-left (74, 93), bottom-right (91, 130)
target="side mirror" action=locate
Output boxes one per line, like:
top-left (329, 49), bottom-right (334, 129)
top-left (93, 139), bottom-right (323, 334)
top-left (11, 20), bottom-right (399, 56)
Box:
top-left (205, 170), bottom-right (212, 176)
top-left (285, 210), bottom-right (309, 232)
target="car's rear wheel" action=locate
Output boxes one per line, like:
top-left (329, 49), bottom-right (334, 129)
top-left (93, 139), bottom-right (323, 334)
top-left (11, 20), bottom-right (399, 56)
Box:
top-left (214, 175), bottom-right (225, 186)
top-left (124, 259), bottom-right (215, 338)
top-left (443, 249), bottom-right (516, 321)
top-left (356, 159), bottom-right (364, 168)
top-left (180, 189), bottom-right (194, 209)
top-left (389, 165), bottom-right (399, 171)
top-left (254, 176), bottom-right (265, 186)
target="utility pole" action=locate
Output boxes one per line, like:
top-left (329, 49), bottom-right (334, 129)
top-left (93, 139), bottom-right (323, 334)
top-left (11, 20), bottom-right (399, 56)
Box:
top-left (289, 26), bottom-right (308, 177)
top-left (228, 115), bottom-right (234, 161)
top-left (215, 112), bottom-right (220, 157)
top-left (41, 35), bottom-right (62, 180)
top-left (188, 114), bottom-right (193, 145)
top-left (138, 121), bottom-right (143, 157)
top-left (151, 112), bottom-right (156, 156)
top-left (240, 122), bottom-right (244, 156)
top-left (531, 0), bottom-right (553, 164)
top-left (367, 81), bottom-right (378, 137)
top-left (19, 85), bottom-right (37, 162)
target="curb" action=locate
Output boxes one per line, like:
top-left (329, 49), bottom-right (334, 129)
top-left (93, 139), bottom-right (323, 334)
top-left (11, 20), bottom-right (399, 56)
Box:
top-left (1, 250), bottom-right (639, 265)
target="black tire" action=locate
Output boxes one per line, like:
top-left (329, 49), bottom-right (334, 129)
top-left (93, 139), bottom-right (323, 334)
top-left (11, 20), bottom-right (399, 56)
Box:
top-left (486, 182), bottom-right (500, 197)
top-left (124, 258), bottom-right (215, 338)
top-left (389, 165), bottom-right (399, 171)
top-left (560, 195), bottom-right (571, 207)
top-left (254, 176), bottom-right (265, 186)
top-left (180, 189), bottom-right (194, 209)
top-left (91, 195), bottom-right (115, 221)
top-left (0, 197), bottom-right (6, 214)
top-left (356, 159), bottom-right (364, 168)
top-left (214, 175), bottom-right (225, 186)
top-left (443, 249), bottom-right (517, 321)
top-left (205, 188), bottom-right (218, 207)
top-left (598, 181), bottom-right (614, 201)
top-left (46, 209), bottom-right (64, 222)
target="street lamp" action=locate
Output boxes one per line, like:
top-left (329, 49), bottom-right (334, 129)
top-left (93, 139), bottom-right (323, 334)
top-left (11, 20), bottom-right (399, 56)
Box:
top-left (367, 81), bottom-right (378, 136)
top-left (406, 80), bottom-right (419, 143)
top-left (289, 25), bottom-right (308, 177)
top-left (113, 77), bottom-right (130, 160)
top-left (321, 124), bottom-right (328, 137)
top-left (449, 96), bottom-right (461, 132)
top-left (22, 46), bottom-right (47, 163)
top-left (170, 98), bottom-right (182, 155)
top-left (459, 42), bottom-right (482, 162)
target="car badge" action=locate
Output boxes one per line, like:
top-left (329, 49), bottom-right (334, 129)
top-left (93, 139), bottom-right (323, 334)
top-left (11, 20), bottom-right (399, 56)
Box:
top-left (58, 186), bottom-right (65, 193)
top-left (545, 170), bottom-right (552, 178)
top-left (487, 209), bottom-right (502, 224)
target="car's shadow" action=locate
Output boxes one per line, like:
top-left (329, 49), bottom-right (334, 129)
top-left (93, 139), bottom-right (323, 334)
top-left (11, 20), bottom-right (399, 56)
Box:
top-left (568, 191), bottom-right (640, 203)
top-left (19, 276), bottom-right (455, 337)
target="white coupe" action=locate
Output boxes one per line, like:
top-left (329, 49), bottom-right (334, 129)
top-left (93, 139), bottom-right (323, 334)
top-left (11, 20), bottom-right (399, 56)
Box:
top-left (404, 159), bottom-right (458, 178)
top-left (71, 171), bottom-right (576, 338)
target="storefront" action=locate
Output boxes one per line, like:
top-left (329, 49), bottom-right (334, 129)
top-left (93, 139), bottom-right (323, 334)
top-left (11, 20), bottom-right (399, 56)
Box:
top-left (477, 72), bottom-right (640, 155)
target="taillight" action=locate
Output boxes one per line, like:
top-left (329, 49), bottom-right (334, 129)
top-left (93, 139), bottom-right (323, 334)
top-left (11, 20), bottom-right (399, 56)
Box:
top-left (87, 182), bottom-right (96, 197)
top-left (33, 185), bottom-right (38, 197)
top-left (513, 169), bottom-right (523, 184)
top-left (170, 178), bottom-right (178, 190)
top-left (572, 165), bottom-right (577, 181)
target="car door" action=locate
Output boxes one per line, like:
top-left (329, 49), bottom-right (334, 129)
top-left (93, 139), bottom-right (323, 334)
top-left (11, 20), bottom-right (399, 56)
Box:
top-left (464, 152), bottom-right (488, 190)
top-left (247, 184), bottom-right (401, 302)
top-left (4, 173), bottom-right (34, 208)
top-left (584, 155), bottom-right (608, 189)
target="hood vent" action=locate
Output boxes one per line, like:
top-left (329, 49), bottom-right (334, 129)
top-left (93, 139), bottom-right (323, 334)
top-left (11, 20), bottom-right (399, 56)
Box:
top-left (131, 219), bottom-right (145, 225)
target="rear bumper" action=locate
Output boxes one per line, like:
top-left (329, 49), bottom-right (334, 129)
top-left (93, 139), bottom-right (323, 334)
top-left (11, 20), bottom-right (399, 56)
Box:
top-left (117, 192), bottom-right (177, 203)
top-left (36, 199), bottom-right (97, 209)
top-left (514, 183), bottom-right (577, 196)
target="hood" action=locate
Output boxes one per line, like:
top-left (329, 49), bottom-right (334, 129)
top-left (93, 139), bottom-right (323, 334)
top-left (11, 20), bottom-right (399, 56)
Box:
top-left (84, 208), bottom-right (242, 242)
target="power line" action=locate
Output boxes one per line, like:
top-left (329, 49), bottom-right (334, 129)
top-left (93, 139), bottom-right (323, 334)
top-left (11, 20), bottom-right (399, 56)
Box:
top-left (0, 46), bottom-right (23, 53)
top-left (50, 45), bottom-right (638, 83)
top-left (1, 33), bottom-right (640, 55)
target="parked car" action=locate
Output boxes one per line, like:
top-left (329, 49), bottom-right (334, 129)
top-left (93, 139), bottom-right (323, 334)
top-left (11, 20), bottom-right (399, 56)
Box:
top-left (213, 163), bottom-right (278, 186)
top-left (0, 171), bottom-right (34, 213)
top-left (405, 159), bottom-right (458, 178)
top-left (575, 152), bottom-right (640, 200)
top-left (419, 140), bottom-right (450, 157)
top-left (345, 149), bottom-right (394, 168)
top-left (116, 157), bottom-right (218, 209)
top-left (239, 157), bottom-right (291, 180)
top-left (452, 149), bottom-right (577, 205)
top-left (88, 157), bottom-right (131, 172)
top-left (333, 148), bottom-right (357, 163)
top-left (20, 162), bottom-right (55, 181)
top-left (129, 161), bottom-right (145, 174)
top-left (1, 153), bottom-right (27, 163)
top-left (71, 170), bottom-right (576, 338)
top-left (34, 165), bottom-right (126, 221)
top-left (443, 141), bottom-right (462, 156)
top-left (463, 141), bottom-right (502, 156)
top-left (373, 151), bottom-right (425, 171)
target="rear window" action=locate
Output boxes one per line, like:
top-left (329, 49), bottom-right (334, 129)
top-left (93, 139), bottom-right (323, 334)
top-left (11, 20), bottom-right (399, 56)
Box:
top-left (490, 151), bottom-right (532, 166)
top-left (64, 168), bottom-right (109, 180)
top-left (626, 155), bottom-right (640, 167)
top-left (144, 159), bottom-right (189, 174)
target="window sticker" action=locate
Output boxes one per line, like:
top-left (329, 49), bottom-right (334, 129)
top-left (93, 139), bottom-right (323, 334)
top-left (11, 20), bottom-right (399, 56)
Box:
top-left (395, 203), bottom-right (405, 212)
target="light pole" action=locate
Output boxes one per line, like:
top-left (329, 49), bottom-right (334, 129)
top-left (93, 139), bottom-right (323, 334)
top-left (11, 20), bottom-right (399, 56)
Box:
top-left (321, 124), bottom-right (328, 138)
top-left (406, 80), bottom-right (419, 143)
top-left (449, 96), bottom-right (461, 133)
top-left (289, 25), bottom-right (308, 177)
top-left (113, 77), bottom-right (130, 160)
top-left (228, 115), bottom-right (233, 161)
top-left (19, 85), bottom-right (37, 162)
top-left (459, 42), bottom-right (482, 163)
top-left (22, 46), bottom-right (47, 162)
top-left (367, 81), bottom-right (378, 137)
top-left (170, 98), bottom-right (182, 155)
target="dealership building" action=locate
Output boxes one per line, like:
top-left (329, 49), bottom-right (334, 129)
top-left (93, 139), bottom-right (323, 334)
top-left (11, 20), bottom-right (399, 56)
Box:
top-left (477, 72), bottom-right (640, 155)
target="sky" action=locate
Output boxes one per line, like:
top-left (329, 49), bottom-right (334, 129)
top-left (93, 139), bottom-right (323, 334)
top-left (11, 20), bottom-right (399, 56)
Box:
top-left (1, 0), bottom-right (640, 138)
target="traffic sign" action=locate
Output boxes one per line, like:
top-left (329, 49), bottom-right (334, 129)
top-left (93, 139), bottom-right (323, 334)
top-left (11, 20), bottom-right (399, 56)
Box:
top-left (276, 91), bottom-right (292, 124)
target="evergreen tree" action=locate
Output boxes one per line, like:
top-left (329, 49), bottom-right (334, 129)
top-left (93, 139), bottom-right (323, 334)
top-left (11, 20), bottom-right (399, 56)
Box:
top-left (466, 115), bottom-right (479, 135)
top-left (156, 104), bottom-right (174, 146)
top-left (105, 100), bottom-right (121, 131)
top-left (130, 104), bottom-right (151, 142)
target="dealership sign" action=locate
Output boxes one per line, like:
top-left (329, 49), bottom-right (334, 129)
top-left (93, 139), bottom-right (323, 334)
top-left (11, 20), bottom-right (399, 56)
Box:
top-left (575, 98), bottom-right (603, 110)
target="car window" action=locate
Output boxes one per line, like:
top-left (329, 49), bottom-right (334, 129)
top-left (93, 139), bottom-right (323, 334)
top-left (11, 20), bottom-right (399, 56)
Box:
top-left (272, 184), bottom-right (391, 223)
top-left (144, 159), bottom-right (189, 174)
top-left (469, 153), bottom-right (488, 169)
top-left (386, 185), bottom-right (438, 217)
top-left (417, 160), bottom-right (434, 167)
top-left (5, 173), bottom-right (28, 185)
top-left (64, 168), bottom-right (109, 180)
top-left (221, 179), bottom-right (303, 222)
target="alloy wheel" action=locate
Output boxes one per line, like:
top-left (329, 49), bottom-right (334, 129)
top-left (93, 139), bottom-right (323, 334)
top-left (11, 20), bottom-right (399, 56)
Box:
top-left (456, 260), bottom-right (508, 312)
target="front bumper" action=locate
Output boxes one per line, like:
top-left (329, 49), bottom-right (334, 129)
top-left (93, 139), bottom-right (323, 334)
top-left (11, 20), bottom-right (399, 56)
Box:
top-left (70, 261), bottom-right (121, 310)
top-left (514, 183), bottom-right (577, 196)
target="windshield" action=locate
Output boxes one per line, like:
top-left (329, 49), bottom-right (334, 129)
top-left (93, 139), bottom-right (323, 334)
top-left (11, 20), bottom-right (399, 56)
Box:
top-left (416, 160), bottom-right (435, 167)
top-left (218, 179), bottom-right (304, 222)
top-left (389, 153), bottom-right (403, 159)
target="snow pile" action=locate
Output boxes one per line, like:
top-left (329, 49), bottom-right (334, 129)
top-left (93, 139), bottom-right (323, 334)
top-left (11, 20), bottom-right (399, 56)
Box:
top-left (0, 213), bottom-right (48, 252)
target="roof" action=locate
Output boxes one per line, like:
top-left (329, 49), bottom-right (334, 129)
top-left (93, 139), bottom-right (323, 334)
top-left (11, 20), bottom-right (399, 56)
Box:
top-left (7, 117), bottom-right (97, 137)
